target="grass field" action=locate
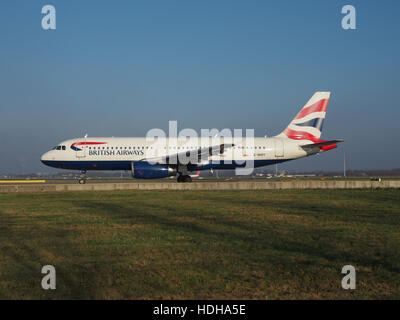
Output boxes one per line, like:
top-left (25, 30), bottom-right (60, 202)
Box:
top-left (0, 189), bottom-right (399, 299)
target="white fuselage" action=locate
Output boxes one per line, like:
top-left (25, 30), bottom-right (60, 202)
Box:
top-left (40, 136), bottom-right (316, 172)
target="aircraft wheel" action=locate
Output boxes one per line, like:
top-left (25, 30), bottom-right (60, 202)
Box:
top-left (79, 170), bottom-right (87, 184)
top-left (177, 175), bottom-right (192, 182)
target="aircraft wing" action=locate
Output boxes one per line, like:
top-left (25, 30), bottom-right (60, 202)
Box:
top-left (143, 143), bottom-right (235, 165)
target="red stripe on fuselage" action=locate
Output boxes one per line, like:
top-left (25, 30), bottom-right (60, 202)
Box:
top-left (71, 142), bottom-right (107, 146)
top-left (295, 99), bottom-right (329, 120)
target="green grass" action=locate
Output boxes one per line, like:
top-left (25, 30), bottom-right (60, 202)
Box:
top-left (0, 189), bottom-right (399, 299)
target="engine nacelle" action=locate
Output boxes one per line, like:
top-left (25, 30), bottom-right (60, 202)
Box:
top-left (131, 161), bottom-right (176, 179)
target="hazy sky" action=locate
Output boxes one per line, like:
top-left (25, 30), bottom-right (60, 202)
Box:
top-left (0, 0), bottom-right (399, 173)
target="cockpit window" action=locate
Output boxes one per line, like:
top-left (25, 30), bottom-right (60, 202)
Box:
top-left (62, 146), bottom-right (66, 150)
top-left (56, 146), bottom-right (62, 150)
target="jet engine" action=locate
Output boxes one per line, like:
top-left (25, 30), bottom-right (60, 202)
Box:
top-left (131, 161), bottom-right (176, 179)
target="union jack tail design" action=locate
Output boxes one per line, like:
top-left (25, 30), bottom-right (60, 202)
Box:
top-left (278, 92), bottom-right (330, 143)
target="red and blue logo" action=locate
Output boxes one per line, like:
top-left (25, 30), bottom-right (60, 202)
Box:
top-left (71, 142), bottom-right (107, 151)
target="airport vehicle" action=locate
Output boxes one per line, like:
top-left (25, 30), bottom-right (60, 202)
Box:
top-left (41, 92), bottom-right (343, 183)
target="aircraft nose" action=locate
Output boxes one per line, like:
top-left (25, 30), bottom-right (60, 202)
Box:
top-left (41, 152), bottom-right (50, 163)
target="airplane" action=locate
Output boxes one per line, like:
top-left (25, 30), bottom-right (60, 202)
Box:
top-left (41, 92), bottom-right (343, 184)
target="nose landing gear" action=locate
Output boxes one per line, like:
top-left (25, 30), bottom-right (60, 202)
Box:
top-left (78, 170), bottom-right (87, 184)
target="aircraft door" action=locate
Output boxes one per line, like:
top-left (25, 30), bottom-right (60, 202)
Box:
top-left (75, 138), bottom-right (86, 158)
top-left (274, 139), bottom-right (284, 158)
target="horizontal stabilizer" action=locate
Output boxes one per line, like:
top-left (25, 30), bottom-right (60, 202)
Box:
top-left (301, 139), bottom-right (344, 149)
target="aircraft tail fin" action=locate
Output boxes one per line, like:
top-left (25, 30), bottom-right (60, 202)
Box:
top-left (277, 92), bottom-right (330, 142)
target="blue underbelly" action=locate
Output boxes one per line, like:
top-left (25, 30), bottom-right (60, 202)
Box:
top-left (41, 159), bottom-right (290, 171)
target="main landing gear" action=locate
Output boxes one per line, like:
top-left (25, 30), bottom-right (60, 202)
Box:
top-left (78, 170), bottom-right (87, 184)
top-left (177, 175), bottom-right (192, 183)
